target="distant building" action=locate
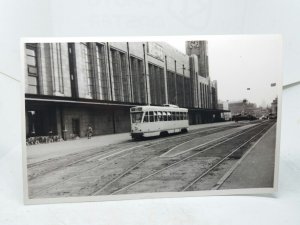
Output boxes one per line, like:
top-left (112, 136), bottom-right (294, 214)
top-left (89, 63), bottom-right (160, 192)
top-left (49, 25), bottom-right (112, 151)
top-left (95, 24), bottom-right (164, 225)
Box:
top-left (228, 99), bottom-right (257, 116)
top-left (271, 98), bottom-right (278, 115)
top-left (252, 107), bottom-right (269, 118)
top-left (218, 100), bottom-right (232, 120)
top-left (25, 41), bottom-right (224, 139)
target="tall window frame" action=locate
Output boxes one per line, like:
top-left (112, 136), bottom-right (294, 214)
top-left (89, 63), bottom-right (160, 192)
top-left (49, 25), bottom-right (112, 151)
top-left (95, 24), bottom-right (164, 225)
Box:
top-left (96, 43), bottom-right (110, 100)
top-left (81, 42), bottom-right (95, 98)
top-left (110, 48), bottom-right (130, 102)
top-left (130, 56), bottom-right (146, 104)
top-left (26, 43), bottom-right (39, 94)
top-left (148, 63), bottom-right (165, 106)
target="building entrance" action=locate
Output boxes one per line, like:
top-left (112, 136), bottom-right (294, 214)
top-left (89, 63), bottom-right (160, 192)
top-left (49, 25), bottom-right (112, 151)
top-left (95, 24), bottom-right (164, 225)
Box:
top-left (72, 119), bottom-right (80, 137)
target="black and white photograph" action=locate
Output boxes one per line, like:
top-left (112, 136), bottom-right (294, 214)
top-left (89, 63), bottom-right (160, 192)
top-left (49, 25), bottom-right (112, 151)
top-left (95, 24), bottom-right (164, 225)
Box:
top-left (22, 36), bottom-right (282, 203)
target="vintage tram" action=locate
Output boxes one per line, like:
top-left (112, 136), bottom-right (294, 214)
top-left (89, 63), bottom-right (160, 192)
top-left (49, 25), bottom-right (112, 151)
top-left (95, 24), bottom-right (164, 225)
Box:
top-left (130, 104), bottom-right (189, 139)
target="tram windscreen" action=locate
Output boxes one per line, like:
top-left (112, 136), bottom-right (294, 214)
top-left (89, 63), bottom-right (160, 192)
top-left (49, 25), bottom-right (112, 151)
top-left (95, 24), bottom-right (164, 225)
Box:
top-left (131, 112), bottom-right (143, 123)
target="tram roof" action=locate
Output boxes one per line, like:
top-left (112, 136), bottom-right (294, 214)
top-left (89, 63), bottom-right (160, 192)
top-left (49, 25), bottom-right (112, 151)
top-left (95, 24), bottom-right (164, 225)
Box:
top-left (130, 105), bottom-right (188, 112)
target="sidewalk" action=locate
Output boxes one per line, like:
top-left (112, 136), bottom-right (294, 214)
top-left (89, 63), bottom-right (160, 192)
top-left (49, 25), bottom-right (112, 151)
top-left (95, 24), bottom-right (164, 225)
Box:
top-left (218, 124), bottom-right (277, 189)
top-left (27, 132), bottom-right (132, 164)
top-left (27, 121), bottom-right (234, 164)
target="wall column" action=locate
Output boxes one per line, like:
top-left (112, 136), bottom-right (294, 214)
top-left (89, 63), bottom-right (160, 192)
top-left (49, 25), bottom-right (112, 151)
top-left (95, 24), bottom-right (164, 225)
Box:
top-left (143, 43), bottom-right (151, 105)
top-left (164, 55), bottom-right (168, 104)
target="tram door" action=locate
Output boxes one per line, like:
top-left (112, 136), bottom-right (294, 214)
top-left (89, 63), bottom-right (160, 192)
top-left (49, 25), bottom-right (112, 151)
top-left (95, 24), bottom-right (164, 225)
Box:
top-left (72, 119), bottom-right (80, 137)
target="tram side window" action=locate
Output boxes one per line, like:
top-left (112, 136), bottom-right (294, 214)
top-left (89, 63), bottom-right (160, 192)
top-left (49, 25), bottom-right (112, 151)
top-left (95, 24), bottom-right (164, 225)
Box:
top-left (154, 111), bottom-right (158, 122)
top-left (157, 111), bottom-right (162, 121)
top-left (149, 111), bottom-right (154, 122)
top-left (176, 112), bottom-right (180, 120)
top-left (167, 112), bottom-right (172, 121)
top-left (163, 112), bottom-right (167, 121)
top-left (171, 112), bottom-right (176, 120)
top-left (143, 111), bottom-right (149, 122)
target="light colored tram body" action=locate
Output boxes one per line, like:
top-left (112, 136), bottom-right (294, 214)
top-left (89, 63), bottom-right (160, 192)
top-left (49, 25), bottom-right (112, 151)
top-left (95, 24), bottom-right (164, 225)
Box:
top-left (130, 105), bottom-right (189, 139)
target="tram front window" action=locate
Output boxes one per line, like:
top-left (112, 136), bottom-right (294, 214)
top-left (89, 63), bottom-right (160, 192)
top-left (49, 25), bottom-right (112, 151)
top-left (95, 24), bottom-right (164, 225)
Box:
top-left (131, 112), bottom-right (143, 123)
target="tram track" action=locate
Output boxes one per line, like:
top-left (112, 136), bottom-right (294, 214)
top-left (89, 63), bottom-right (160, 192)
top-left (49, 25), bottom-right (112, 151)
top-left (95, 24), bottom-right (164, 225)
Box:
top-left (91, 121), bottom-right (272, 195)
top-left (27, 123), bottom-right (243, 181)
top-left (28, 122), bottom-right (247, 169)
top-left (181, 124), bottom-right (272, 191)
top-left (29, 151), bottom-right (133, 198)
top-left (28, 121), bottom-right (272, 198)
top-left (29, 123), bottom-right (256, 198)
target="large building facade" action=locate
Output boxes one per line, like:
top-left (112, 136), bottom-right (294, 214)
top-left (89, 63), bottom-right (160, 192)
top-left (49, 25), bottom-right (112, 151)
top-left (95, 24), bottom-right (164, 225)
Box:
top-left (25, 41), bottom-right (222, 139)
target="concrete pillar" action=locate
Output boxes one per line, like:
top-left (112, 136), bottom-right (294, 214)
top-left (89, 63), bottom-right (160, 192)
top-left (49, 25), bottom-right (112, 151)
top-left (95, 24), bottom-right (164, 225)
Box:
top-left (127, 42), bottom-right (134, 102)
top-left (164, 55), bottom-right (168, 104)
top-left (143, 43), bottom-right (151, 105)
top-left (106, 42), bottom-right (115, 101)
top-left (174, 60), bottom-right (177, 105)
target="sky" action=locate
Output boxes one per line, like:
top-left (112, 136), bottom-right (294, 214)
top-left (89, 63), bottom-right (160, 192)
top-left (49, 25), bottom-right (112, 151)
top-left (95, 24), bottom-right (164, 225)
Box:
top-left (166, 36), bottom-right (282, 107)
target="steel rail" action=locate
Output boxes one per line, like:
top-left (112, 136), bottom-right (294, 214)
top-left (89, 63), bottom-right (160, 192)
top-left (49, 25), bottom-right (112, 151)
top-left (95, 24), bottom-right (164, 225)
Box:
top-left (181, 124), bottom-right (272, 191)
top-left (30, 122), bottom-right (269, 198)
top-left (28, 124), bottom-right (235, 169)
top-left (30, 152), bottom-right (132, 198)
top-left (28, 124), bottom-right (239, 181)
top-left (110, 122), bottom-right (271, 195)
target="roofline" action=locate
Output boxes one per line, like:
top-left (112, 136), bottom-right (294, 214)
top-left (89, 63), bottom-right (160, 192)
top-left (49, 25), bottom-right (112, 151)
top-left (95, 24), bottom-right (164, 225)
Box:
top-left (25, 94), bottom-right (228, 112)
top-left (131, 105), bottom-right (188, 111)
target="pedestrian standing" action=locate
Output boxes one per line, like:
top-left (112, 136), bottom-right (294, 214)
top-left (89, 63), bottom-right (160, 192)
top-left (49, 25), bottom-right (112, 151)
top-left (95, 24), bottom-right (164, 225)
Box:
top-left (87, 125), bottom-right (93, 139)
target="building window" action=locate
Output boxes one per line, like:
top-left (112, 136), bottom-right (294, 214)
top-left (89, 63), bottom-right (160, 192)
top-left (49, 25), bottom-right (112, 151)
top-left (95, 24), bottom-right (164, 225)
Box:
top-left (130, 56), bottom-right (146, 104)
top-left (26, 44), bottom-right (39, 94)
top-left (199, 83), bottom-right (203, 108)
top-left (212, 87), bottom-right (216, 109)
top-left (202, 84), bottom-right (205, 108)
top-left (167, 70), bottom-right (176, 105)
top-left (81, 43), bottom-right (95, 98)
top-left (120, 52), bottom-right (130, 102)
top-left (50, 43), bottom-right (64, 94)
top-left (184, 77), bottom-right (191, 108)
top-left (149, 64), bottom-right (165, 105)
top-left (176, 74), bottom-right (184, 107)
top-left (111, 48), bottom-right (130, 102)
top-left (96, 43), bottom-right (110, 100)
top-left (56, 44), bottom-right (64, 93)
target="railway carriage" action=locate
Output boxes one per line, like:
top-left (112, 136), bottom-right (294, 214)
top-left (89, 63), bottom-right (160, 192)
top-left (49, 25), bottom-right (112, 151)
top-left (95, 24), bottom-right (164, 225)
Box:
top-left (130, 104), bottom-right (189, 139)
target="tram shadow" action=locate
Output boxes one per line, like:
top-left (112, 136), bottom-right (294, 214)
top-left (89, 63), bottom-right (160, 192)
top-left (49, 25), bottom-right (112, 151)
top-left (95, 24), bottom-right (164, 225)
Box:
top-left (131, 130), bottom-right (188, 142)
